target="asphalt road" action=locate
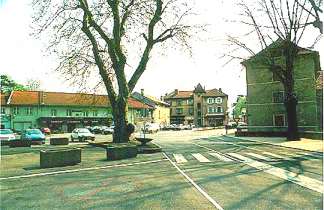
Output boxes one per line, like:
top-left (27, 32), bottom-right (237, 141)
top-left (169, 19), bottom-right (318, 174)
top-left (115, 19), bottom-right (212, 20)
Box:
top-left (155, 130), bottom-right (323, 210)
top-left (1, 129), bottom-right (323, 210)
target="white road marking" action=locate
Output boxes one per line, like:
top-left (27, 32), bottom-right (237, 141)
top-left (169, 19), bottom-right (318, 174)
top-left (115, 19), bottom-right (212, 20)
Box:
top-left (263, 152), bottom-right (293, 161)
top-left (208, 152), bottom-right (233, 162)
top-left (0, 159), bottom-right (166, 181)
top-left (173, 154), bottom-right (188, 163)
top-left (246, 152), bottom-right (272, 161)
top-left (300, 152), bottom-right (323, 159)
top-left (163, 153), bottom-right (224, 210)
top-left (192, 153), bottom-right (211, 162)
top-left (228, 153), bottom-right (324, 194)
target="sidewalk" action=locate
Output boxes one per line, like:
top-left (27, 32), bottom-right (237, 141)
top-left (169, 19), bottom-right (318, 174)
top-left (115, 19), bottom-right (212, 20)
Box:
top-left (227, 135), bottom-right (323, 153)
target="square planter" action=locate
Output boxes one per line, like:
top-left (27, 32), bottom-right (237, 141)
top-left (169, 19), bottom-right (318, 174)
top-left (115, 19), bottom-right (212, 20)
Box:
top-left (106, 144), bottom-right (137, 161)
top-left (40, 148), bottom-right (81, 168)
top-left (50, 137), bottom-right (69, 145)
top-left (9, 140), bottom-right (32, 148)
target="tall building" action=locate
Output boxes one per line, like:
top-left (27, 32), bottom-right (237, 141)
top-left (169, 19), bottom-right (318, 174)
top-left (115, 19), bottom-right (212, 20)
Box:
top-left (163, 83), bottom-right (228, 127)
top-left (242, 40), bottom-right (322, 135)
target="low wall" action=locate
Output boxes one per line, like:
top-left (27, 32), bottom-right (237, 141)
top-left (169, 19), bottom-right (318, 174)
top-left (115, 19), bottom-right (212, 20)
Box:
top-left (50, 137), bottom-right (69, 145)
top-left (235, 131), bottom-right (323, 140)
top-left (106, 144), bottom-right (137, 160)
top-left (40, 148), bottom-right (81, 168)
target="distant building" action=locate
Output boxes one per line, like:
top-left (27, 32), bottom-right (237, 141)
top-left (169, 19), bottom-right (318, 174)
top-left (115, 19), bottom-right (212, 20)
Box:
top-left (0, 90), bottom-right (151, 132)
top-left (132, 89), bottom-right (170, 127)
top-left (163, 83), bottom-right (228, 127)
top-left (242, 40), bottom-right (322, 134)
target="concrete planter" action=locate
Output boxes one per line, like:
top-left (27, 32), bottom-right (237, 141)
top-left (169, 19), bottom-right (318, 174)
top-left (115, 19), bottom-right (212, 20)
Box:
top-left (40, 148), bottom-right (81, 168)
top-left (9, 140), bottom-right (32, 148)
top-left (50, 137), bottom-right (69, 145)
top-left (106, 144), bottom-right (137, 161)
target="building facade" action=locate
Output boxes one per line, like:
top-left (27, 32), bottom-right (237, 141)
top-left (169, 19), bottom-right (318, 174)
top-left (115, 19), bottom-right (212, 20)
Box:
top-left (0, 90), bottom-right (151, 132)
top-left (132, 89), bottom-right (170, 127)
top-left (242, 41), bottom-right (322, 133)
top-left (164, 84), bottom-right (228, 127)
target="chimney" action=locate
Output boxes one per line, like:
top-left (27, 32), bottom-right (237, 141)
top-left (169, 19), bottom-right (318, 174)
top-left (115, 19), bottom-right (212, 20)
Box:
top-left (174, 89), bottom-right (179, 95)
top-left (219, 88), bottom-right (222, 92)
top-left (140, 89), bottom-right (144, 95)
top-left (160, 96), bottom-right (164, 101)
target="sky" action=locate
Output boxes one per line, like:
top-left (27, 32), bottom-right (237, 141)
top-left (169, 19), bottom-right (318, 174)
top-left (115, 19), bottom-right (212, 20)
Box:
top-left (0, 0), bottom-right (323, 106)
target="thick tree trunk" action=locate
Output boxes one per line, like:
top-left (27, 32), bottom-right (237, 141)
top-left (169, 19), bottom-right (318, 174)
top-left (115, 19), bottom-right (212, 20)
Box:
top-left (112, 98), bottom-right (129, 143)
top-left (283, 41), bottom-right (300, 141)
top-left (285, 95), bottom-right (299, 140)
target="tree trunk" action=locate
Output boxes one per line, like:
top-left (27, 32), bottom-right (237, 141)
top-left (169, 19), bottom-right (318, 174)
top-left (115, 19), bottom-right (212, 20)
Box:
top-left (285, 95), bottom-right (299, 140)
top-left (284, 41), bottom-right (300, 141)
top-left (112, 98), bottom-right (129, 143)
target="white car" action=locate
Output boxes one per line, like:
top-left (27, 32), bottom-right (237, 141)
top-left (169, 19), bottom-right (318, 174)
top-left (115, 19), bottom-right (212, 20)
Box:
top-left (0, 129), bottom-right (16, 144)
top-left (102, 126), bottom-right (114, 135)
top-left (144, 123), bottom-right (160, 133)
top-left (71, 128), bottom-right (95, 142)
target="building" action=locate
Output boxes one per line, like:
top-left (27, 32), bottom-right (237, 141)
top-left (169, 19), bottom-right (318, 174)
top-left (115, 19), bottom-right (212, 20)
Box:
top-left (242, 41), bottom-right (322, 134)
top-left (132, 89), bottom-right (170, 127)
top-left (0, 90), bottom-right (151, 132)
top-left (163, 83), bottom-right (228, 127)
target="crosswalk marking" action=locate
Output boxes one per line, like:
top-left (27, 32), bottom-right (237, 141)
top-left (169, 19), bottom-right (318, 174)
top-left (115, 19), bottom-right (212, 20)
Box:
top-left (246, 152), bottom-right (272, 161)
top-left (192, 153), bottom-right (211, 163)
top-left (300, 152), bottom-right (323, 159)
top-left (173, 154), bottom-right (188, 163)
top-left (208, 152), bottom-right (233, 162)
top-left (228, 153), bottom-right (323, 194)
top-left (263, 152), bottom-right (293, 161)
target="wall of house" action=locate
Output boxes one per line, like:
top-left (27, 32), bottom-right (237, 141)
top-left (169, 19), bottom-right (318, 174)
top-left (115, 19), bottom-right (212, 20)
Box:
top-left (246, 52), bottom-right (321, 132)
top-left (152, 105), bottom-right (170, 126)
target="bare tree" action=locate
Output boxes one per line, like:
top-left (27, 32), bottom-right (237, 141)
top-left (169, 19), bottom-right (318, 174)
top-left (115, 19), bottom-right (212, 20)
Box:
top-left (26, 78), bottom-right (42, 91)
top-left (32, 0), bottom-right (197, 143)
top-left (225, 0), bottom-right (322, 140)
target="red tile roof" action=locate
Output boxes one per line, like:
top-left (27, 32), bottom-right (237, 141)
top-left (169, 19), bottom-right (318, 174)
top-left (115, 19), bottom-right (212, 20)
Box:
top-left (8, 91), bottom-right (150, 109)
top-left (165, 88), bottom-right (227, 99)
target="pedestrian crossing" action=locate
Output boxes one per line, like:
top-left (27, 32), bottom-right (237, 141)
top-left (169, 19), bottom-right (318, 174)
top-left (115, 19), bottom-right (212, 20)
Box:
top-left (168, 150), bottom-right (323, 193)
top-left (169, 150), bottom-right (322, 164)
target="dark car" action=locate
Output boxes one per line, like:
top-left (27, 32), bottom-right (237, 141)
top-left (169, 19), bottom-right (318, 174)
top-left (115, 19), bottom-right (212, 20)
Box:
top-left (21, 129), bottom-right (46, 144)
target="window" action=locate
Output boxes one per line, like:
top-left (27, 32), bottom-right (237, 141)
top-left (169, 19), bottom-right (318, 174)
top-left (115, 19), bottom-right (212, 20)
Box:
top-left (177, 100), bottom-right (182, 106)
top-left (188, 108), bottom-right (194, 115)
top-left (215, 97), bottom-right (222, 104)
top-left (93, 110), bottom-right (98, 116)
top-left (273, 91), bottom-right (284, 103)
top-left (188, 99), bottom-right (193, 105)
top-left (51, 109), bottom-right (57, 117)
top-left (207, 98), bottom-right (214, 104)
top-left (1, 107), bottom-right (5, 114)
top-left (273, 114), bottom-right (285, 126)
top-left (13, 107), bottom-right (19, 115)
top-left (272, 71), bottom-right (281, 82)
top-left (66, 109), bottom-right (72, 116)
top-left (26, 107), bottom-right (33, 115)
top-left (208, 107), bottom-right (214, 113)
top-left (217, 107), bottom-right (223, 113)
top-left (176, 108), bottom-right (183, 114)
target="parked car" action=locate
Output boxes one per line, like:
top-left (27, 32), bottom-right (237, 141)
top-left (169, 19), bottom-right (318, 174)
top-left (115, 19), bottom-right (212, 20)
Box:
top-left (20, 129), bottom-right (45, 144)
top-left (144, 123), bottom-right (160, 133)
top-left (102, 126), bottom-right (114, 135)
top-left (0, 129), bottom-right (16, 144)
top-left (91, 126), bottom-right (102, 134)
top-left (40, 127), bottom-right (51, 135)
top-left (227, 122), bottom-right (237, 129)
top-left (71, 128), bottom-right (95, 142)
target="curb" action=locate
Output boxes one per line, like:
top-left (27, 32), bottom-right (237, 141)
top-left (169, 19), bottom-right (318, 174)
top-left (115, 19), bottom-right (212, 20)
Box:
top-left (224, 135), bottom-right (323, 155)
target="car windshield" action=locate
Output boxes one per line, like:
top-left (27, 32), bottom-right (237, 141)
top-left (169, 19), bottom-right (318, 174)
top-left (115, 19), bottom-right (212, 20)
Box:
top-left (26, 129), bottom-right (42, 135)
top-left (78, 129), bottom-right (90, 133)
top-left (0, 129), bottom-right (13, 134)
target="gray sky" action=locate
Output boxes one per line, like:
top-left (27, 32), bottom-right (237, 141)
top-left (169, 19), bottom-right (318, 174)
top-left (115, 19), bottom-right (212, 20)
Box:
top-left (0, 0), bottom-right (322, 106)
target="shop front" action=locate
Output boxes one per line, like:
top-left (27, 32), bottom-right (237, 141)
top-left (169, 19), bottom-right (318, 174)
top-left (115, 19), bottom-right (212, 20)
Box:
top-left (205, 114), bottom-right (225, 127)
top-left (38, 117), bottom-right (112, 133)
